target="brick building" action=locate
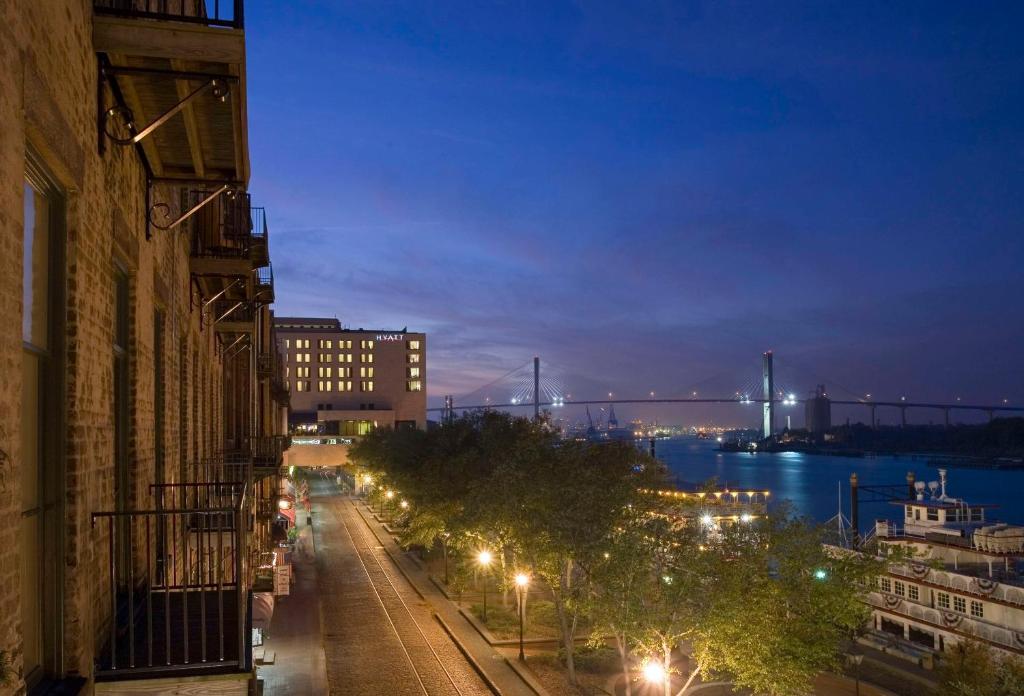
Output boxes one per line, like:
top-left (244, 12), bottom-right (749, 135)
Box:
top-left (1, 2), bottom-right (288, 694)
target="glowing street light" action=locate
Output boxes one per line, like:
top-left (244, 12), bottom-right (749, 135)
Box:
top-left (477, 550), bottom-right (493, 622)
top-left (642, 660), bottom-right (665, 685)
top-left (400, 499), bottom-right (409, 510)
top-left (515, 573), bottom-right (530, 660)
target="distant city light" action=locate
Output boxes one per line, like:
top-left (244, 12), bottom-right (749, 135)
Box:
top-left (740, 513), bottom-right (753, 523)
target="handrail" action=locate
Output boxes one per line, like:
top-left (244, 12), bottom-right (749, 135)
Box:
top-left (93, 0), bottom-right (245, 30)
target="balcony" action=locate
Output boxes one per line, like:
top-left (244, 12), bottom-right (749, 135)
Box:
top-left (90, 481), bottom-right (251, 683)
top-left (94, 1), bottom-right (249, 186)
top-left (255, 263), bottom-right (274, 303)
top-left (250, 206), bottom-right (269, 269)
top-left (270, 378), bottom-right (290, 406)
top-left (190, 190), bottom-right (254, 277)
top-left (210, 299), bottom-right (254, 334)
top-left (256, 352), bottom-right (273, 379)
top-left (250, 435), bottom-right (290, 472)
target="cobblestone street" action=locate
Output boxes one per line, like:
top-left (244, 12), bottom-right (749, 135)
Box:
top-left (312, 480), bottom-right (492, 695)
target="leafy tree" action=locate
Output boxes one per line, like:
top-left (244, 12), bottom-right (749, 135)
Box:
top-left (937, 641), bottom-right (1024, 696)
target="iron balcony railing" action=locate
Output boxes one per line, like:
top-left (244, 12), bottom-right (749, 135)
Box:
top-left (250, 207), bottom-right (269, 266)
top-left (210, 299), bottom-right (254, 326)
top-left (250, 435), bottom-right (291, 469)
top-left (256, 352), bottom-right (273, 378)
top-left (91, 480), bottom-right (250, 677)
top-left (190, 191), bottom-right (252, 260)
top-left (255, 264), bottom-right (273, 297)
top-left (94, 0), bottom-right (244, 29)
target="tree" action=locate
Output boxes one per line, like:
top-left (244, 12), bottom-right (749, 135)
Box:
top-left (937, 641), bottom-right (1024, 696)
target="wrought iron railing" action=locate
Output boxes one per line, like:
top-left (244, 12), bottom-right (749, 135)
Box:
top-left (91, 481), bottom-right (249, 677)
top-left (210, 299), bottom-right (254, 326)
top-left (189, 191), bottom-right (252, 260)
top-left (93, 0), bottom-right (244, 29)
top-left (256, 352), bottom-right (273, 378)
top-left (255, 264), bottom-right (273, 296)
top-left (250, 435), bottom-right (290, 469)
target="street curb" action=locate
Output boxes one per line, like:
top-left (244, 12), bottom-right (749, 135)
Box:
top-left (434, 613), bottom-right (503, 696)
top-left (501, 654), bottom-right (550, 696)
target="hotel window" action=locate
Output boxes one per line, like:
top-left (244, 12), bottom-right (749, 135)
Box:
top-left (407, 380), bottom-right (422, 392)
top-left (318, 380), bottom-right (332, 392)
top-left (319, 339), bottom-right (333, 349)
top-left (360, 353), bottom-right (374, 364)
top-left (285, 367), bottom-right (290, 378)
top-left (360, 367), bottom-right (374, 378)
top-left (927, 508), bottom-right (939, 521)
top-left (302, 339), bottom-right (311, 349)
top-left (318, 353), bottom-right (332, 363)
top-left (338, 367), bottom-right (351, 378)
top-left (360, 339), bottom-right (374, 350)
top-left (408, 340), bottom-right (421, 350)
top-left (285, 339), bottom-right (290, 349)
top-left (953, 596), bottom-right (966, 614)
top-left (360, 380), bottom-right (374, 392)
top-left (296, 366), bottom-right (310, 378)
top-left (879, 578), bottom-right (891, 593)
top-left (338, 380), bottom-right (353, 392)
top-left (908, 585), bottom-right (919, 601)
top-left (318, 366), bottom-right (333, 378)
top-left (408, 367), bottom-right (420, 378)
top-left (296, 380), bottom-right (305, 392)
top-left (970, 600), bottom-right (983, 618)
top-left (894, 581), bottom-right (905, 597)
top-left (407, 353), bottom-right (420, 364)
top-left (937, 592), bottom-right (950, 609)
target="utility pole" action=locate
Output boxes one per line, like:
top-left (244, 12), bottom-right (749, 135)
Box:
top-left (533, 356), bottom-right (540, 420)
top-left (762, 351), bottom-right (774, 441)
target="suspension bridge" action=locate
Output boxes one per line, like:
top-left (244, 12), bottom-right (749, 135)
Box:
top-left (429, 351), bottom-right (1024, 439)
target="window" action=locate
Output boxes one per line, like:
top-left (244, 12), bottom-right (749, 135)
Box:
top-left (927, 508), bottom-right (939, 521)
top-left (908, 585), bottom-right (919, 601)
top-left (338, 380), bottom-right (353, 392)
top-left (894, 581), bottom-right (905, 597)
top-left (296, 380), bottom-right (310, 392)
top-left (905, 506), bottom-right (912, 519)
top-left (953, 596), bottom-right (966, 614)
top-left (360, 353), bottom-right (374, 364)
top-left (339, 339), bottom-right (352, 349)
top-left (360, 367), bottom-right (374, 378)
top-left (970, 600), bottom-right (983, 618)
top-left (408, 340), bottom-right (421, 350)
top-left (285, 339), bottom-right (290, 349)
top-left (407, 380), bottom-right (422, 392)
top-left (340, 419), bottom-right (377, 436)
top-left (296, 366), bottom-right (309, 378)
top-left (319, 339), bottom-right (333, 349)
top-left (408, 353), bottom-right (420, 364)
top-left (937, 592), bottom-right (950, 609)
top-left (300, 339), bottom-right (310, 349)
top-left (319, 353), bottom-right (332, 363)
top-left (21, 159), bottom-right (66, 685)
top-left (360, 380), bottom-right (374, 392)
top-left (408, 367), bottom-right (421, 378)
top-left (880, 577), bottom-right (891, 593)
top-left (970, 508), bottom-right (983, 522)
top-left (339, 353), bottom-right (352, 363)
top-left (338, 367), bottom-right (352, 378)
top-left (318, 366), bottom-right (332, 378)
top-left (361, 339), bottom-right (374, 350)
top-left (318, 380), bottom-right (333, 392)
top-left (285, 366), bottom-right (290, 378)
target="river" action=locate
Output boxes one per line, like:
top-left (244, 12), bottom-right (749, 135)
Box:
top-left (655, 437), bottom-right (1024, 533)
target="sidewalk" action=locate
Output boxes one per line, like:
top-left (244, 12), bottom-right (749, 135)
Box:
top-left (351, 498), bottom-right (538, 696)
top-left (257, 521), bottom-right (329, 695)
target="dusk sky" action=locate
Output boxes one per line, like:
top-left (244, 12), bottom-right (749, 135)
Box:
top-left (246, 1), bottom-right (1024, 422)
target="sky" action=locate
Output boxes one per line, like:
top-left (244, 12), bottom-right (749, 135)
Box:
top-left (245, 1), bottom-right (1024, 425)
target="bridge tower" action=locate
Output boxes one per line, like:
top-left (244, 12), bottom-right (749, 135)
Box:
top-left (533, 356), bottom-right (540, 420)
top-left (763, 350), bottom-right (775, 441)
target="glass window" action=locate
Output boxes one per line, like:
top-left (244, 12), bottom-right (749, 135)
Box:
top-left (360, 380), bottom-right (374, 392)
top-left (360, 367), bottom-right (374, 378)
top-left (953, 596), bottom-right (966, 614)
top-left (880, 577), bottom-right (891, 593)
top-left (970, 600), bottom-right (983, 618)
top-left (338, 367), bottom-right (351, 378)
top-left (894, 581), bottom-right (905, 597)
top-left (970, 509), bottom-right (982, 521)
top-left (927, 508), bottom-right (939, 521)
top-left (360, 353), bottom-right (374, 364)
top-left (937, 592), bottom-right (949, 609)
top-left (284, 338), bottom-right (290, 349)
top-left (361, 339), bottom-right (374, 350)
top-left (338, 380), bottom-right (353, 392)
top-left (408, 367), bottom-right (420, 378)
top-left (407, 380), bottom-right (422, 392)
top-left (408, 340), bottom-right (420, 350)
top-left (908, 585), bottom-right (919, 601)
top-left (408, 353), bottom-right (420, 364)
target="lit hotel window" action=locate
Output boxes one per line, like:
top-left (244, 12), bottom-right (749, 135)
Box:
top-left (319, 353), bottom-right (332, 363)
top-left (407, 380), bottom-right (422, 392)
top-left (319, 339), bottom-right (333, 349)
top-left (407, 353), bottom-right (420, 364)
top-left (338, 380), bottom-right (353, 392)
top-left (360, 380), bottom-right (374, 392)
top-left (318, 380), bottom-right (332, 392)
top-left (340, 340), bottom-right (352, 349)
top-left (408, 340), bottom-right (420, 350)
top-left (295, 381), bottom-right (305, 392)
top-left (360, 367), bottom-right (374, 378)
top-left (285, 367), bottom-right (290, 378)
top-left (408, 367), bottom-right (420, 378)
top-left (361, 340), bottom-right (374, 350)
top-left (339, 367), bottom-right (351, 378)
top-left (285, 339), bottom-right (290, 349)
top-left (360, 354), bottom-right (374, 364)
top-left (319, 366), bottom-right (333, 378)
top-left (296, 367), bottom-right (309, 378)
top-left (338, 353), bottom-right (352, 363)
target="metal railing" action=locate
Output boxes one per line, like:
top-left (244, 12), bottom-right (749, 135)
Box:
top-left (93, 0), bottom-right (245, 29)
top-left (255, 264), bottom-right (273, 294)
top-left (91, 480), bottom-right (249, 676)
top-left (256, 352), bottom-right (273, 378)
top-left (210, 299), bottom-right (254, 326)
top-left (190, 191), bottom-right (252, 260)
top-left (250, 435), bottom-right (290, 469)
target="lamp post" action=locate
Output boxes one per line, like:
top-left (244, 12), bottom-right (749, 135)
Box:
top-left (477, 550), bottom-right (492, 622)
top-left (515, 573), bottom-right (529, 661)
top-left (441, 533), bottom-right (450, 585)
top-left (385, 489), bottom-right (395, 516)
top-left (849, 653), bottom-right (863, 696)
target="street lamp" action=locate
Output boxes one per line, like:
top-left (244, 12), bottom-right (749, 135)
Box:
top-left (441, 532), bottom-right (450, 585)
top-left (400, 499), bottom-right (409, 510)
top-left (849, 653), bottom-right (863, 695)
top-left (477, 550), bottom-right (493, 622)
top-left (385, 489), bottom-right (395, 515)
top-left (642, 660), bottom-right (665, 685)
top-left (515, 573), bottom-right (530, 661)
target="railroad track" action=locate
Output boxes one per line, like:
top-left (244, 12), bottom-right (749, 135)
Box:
top-left (335, 496), bottom-right (484, 696)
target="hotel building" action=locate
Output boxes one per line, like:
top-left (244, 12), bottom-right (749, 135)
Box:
top-left (273, 318), bottom-right (427, 438)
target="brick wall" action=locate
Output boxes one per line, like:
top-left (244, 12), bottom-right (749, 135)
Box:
top-left (0, 2), bottom-right (231, 693)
